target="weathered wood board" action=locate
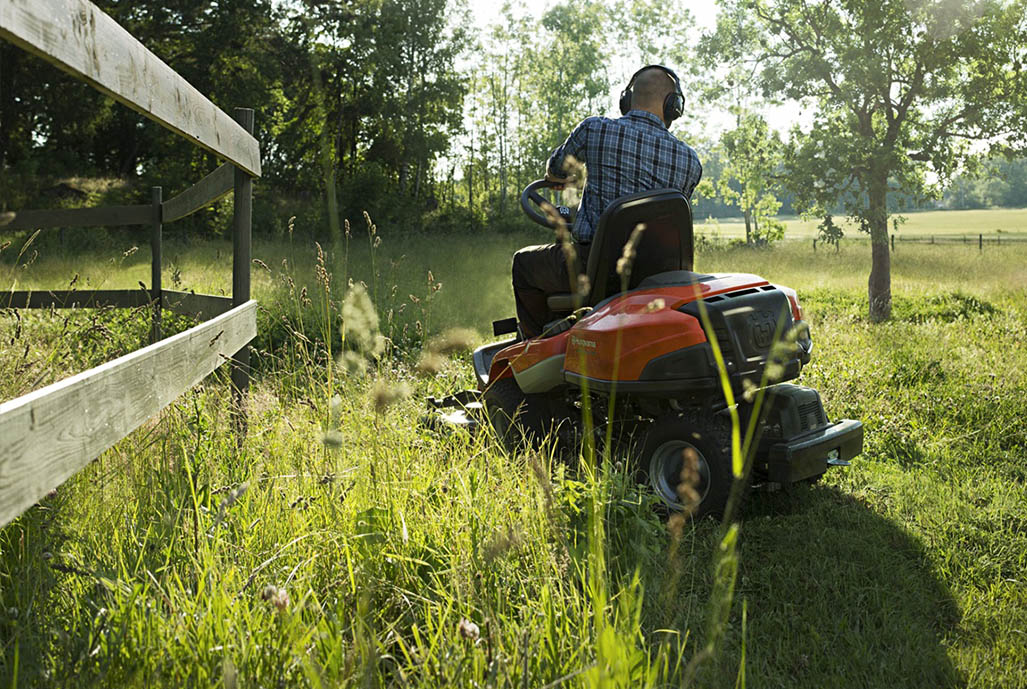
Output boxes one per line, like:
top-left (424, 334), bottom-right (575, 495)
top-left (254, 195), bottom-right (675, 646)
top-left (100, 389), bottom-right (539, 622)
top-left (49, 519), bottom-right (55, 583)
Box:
top-left (1, 289), bottom-right (151, 309)
top-left (162, 163), bottom-right (234, 224)
top-left (0, 300), bottom-right (257, 528)
top-left (0, 205), bottom-right (155, 231)
top-left (0, 0), bottom-right (261, 177)
top-left (162, 289), bottom-right (233, 320)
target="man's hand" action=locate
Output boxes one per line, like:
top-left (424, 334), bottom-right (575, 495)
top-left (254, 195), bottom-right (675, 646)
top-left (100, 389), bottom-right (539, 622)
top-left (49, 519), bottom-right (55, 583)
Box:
top-left (544, 171), bottom-right (568, 190)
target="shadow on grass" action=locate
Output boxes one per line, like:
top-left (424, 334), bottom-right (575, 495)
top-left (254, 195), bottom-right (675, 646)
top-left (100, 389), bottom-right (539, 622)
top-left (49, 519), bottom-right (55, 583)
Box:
top-left (703, 483), bottom-right (964, 688)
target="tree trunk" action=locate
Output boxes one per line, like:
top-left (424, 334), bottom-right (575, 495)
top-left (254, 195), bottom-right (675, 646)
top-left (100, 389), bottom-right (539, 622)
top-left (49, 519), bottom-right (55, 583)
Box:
top-left (744, 210), bottom-right (752, 245)
top-left (0, 43), bottom-right (13, 173)
top-left (867, 171), bottom-right (892, 321)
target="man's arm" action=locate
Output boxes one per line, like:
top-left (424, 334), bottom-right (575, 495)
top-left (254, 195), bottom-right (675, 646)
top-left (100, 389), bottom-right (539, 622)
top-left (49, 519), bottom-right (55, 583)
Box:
top-left (682, 147), bottom-right (703, 200)
top-left (546, 118), bottom-right (595, 182)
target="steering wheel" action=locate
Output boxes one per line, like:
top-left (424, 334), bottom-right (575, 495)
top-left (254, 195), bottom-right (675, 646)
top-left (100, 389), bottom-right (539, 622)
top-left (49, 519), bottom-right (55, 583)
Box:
top-left (520, 179), bottom-right (575, 229)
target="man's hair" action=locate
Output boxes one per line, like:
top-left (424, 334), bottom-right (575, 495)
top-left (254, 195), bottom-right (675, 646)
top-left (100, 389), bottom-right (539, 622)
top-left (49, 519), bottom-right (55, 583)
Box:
top-left (631, 67), bottom-right (676, 109)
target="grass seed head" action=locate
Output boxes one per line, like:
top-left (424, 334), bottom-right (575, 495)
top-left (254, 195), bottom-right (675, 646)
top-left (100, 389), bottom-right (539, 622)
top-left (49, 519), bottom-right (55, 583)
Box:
top-left (675, 447), bottom-right (702, 514)
top-left (341, 284), bottom-right (384, 357)
top-left (644, 298), bottom-right (666, 313)
top-left (616, 223), bottom-right (646, 277)
top-left (322, 429), bottom-right (344, 448)
top-left (428, 327), bottom-right (478, 355)
top-left (371, 379), bottom-right (411, 414)
top-left (742, 378), bottom-right (758, 403)
top-left (416, 352), bottom-right (446, 376)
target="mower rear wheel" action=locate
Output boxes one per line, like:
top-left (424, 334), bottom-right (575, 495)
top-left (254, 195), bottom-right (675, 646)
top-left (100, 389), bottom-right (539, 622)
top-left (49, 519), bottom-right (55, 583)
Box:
top-left (638, 413), bottom-right (734, 519)
top-left (483, 377), bottom-right (555, 451)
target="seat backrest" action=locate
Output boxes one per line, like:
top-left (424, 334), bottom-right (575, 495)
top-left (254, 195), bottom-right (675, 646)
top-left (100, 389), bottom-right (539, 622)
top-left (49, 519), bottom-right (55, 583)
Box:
top-left (584, 188), bottom-right (694, 305)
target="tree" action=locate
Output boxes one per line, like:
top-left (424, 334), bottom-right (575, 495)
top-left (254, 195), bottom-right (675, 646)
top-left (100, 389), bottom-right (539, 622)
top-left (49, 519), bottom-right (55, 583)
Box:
top-left (720, 0), bottom-right (1027, 320)
top-left (716, 113), bottom-right (785, 244)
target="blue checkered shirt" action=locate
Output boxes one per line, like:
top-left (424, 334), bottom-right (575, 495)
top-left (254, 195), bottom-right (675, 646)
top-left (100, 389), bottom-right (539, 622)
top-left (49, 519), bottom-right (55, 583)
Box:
top-left (547, 110), bottom-right (703, 243)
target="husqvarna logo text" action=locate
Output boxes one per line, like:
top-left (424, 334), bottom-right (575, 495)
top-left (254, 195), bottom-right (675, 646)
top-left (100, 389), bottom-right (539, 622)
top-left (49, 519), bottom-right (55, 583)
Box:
top-left (570, 336), bottom-right (597, 350)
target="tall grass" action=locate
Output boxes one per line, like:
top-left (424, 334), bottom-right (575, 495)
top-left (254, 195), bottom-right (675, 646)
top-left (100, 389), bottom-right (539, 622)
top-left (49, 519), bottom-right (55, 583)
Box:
top-left (2, 226), bottom-right (1026, 687)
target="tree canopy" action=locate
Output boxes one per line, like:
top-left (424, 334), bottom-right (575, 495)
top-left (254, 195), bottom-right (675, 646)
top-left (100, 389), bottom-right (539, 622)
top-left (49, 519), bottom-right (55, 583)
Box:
top-left (710, 0), bottom-right (1027, 319)
top-left (2, 0), bottom-right (1027, 271)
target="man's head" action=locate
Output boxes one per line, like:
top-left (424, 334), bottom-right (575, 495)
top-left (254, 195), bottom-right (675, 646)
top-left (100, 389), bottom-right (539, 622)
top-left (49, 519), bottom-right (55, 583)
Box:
top-left (619, 65), bottom-right (684, 126)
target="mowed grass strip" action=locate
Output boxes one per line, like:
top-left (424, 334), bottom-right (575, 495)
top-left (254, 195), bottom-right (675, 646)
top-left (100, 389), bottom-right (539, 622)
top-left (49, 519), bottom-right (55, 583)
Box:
top-left (1, 222), bottom-right (1026, 687)
top-left (699, 206), bottom-right (1027, 239)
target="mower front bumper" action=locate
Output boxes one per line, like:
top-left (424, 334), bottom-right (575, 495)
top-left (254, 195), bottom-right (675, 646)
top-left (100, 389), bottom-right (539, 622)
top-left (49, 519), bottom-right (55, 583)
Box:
top-left (765, 419), bottom-right (863, 483)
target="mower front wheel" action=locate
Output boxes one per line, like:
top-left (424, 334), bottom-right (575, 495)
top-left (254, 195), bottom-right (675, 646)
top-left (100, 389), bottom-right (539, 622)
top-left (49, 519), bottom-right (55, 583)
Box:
top-left (483, 376), bottom-right (555, 451)
top-left (638, 413), bottom-right (735, 519)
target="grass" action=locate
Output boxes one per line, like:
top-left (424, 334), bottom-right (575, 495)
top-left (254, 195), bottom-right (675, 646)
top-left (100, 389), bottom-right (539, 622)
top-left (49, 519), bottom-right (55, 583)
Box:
top-left (699, 206), bottom-right (1027, 239)
top-left (1, 214), bottom-right (1026, 687)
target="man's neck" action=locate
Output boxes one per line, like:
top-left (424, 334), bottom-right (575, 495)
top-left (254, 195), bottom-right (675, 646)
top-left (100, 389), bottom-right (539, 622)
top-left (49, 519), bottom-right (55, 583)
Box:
top-left (631, 105), bottom-right (667, 127)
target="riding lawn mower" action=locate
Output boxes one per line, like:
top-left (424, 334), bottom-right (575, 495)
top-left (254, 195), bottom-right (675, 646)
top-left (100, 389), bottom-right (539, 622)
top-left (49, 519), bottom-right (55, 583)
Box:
top-left (429, 180), bottom-right (863, 519)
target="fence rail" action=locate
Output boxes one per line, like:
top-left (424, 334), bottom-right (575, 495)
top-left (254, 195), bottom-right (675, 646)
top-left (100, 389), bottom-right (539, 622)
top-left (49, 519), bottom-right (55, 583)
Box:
top-left (0, 0), bottom-right (260, 529)
top-left (0, 205), bottom-right (157, 231)
top-left (0, 0), bottom-right (260, 176)
top-left (0, 301), bottom-right (257, 528)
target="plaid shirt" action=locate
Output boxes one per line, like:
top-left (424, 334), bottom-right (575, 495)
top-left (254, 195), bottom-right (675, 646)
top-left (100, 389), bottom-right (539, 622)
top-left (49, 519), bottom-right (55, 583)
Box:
top-left (547, 110), bottom-right (702, 243)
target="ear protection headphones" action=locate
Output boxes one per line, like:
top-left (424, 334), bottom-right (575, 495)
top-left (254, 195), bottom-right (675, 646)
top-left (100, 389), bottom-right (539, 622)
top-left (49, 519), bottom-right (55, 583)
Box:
top-left (618, 64), bottom-right (685, 125)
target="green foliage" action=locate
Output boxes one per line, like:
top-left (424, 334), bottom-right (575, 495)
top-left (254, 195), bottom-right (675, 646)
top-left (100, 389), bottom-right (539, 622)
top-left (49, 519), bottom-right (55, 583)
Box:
top-left (715, 113), bottom-right (786, 244)
top-left (943, 156), bottom-right (1027, 209)
top-left (713, 0), bottom-right (1027, 318)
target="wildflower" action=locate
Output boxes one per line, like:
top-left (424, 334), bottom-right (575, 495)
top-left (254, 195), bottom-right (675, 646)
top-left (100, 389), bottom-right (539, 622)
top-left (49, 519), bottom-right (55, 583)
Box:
top-left (457, 618), bottom-right (480, 642)
top-left (261, 585), bottom-right (289, 612)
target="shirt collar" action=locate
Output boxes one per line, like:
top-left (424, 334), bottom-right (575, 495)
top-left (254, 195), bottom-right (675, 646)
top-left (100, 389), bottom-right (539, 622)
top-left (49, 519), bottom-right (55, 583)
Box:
top-left (624, 109), bottom-right (667, 129)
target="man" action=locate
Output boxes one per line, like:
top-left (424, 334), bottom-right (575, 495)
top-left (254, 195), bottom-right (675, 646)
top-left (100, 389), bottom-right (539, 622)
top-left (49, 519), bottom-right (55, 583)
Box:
top-left (511, 65), bottom-right (703, 338)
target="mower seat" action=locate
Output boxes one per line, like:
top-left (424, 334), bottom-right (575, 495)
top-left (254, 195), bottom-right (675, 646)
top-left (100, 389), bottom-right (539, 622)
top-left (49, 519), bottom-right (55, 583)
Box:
top-left (546, 188), bottom-right (694, 312)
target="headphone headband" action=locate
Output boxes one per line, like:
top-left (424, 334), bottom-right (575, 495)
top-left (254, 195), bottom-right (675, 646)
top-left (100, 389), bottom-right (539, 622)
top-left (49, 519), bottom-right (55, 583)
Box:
top-left (619, 64), bottom-right (685, 124)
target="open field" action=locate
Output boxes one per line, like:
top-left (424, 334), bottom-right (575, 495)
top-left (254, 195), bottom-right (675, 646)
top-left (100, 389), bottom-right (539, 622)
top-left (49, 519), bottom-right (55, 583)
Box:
top-left (2, 221), bottom-right (1027, 687)
top-left (699, 207), bottom-right (1027, 240)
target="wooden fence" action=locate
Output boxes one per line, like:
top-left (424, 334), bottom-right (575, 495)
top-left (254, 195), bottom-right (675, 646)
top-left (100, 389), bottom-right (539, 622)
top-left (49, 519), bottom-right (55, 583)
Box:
top-left (0, 0), bottom-right (260, 528)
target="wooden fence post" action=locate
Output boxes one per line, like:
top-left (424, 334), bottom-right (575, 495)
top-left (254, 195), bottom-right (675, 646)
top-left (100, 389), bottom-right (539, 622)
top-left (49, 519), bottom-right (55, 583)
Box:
top-left (891, 234), bottom-right (895, 252)
top-left (979, 233), bottom-right (983, 251)
top-left (150, 186), bottom-right (162, 344)
top-left (813, 239), bottom-right (817, 252)
top-left (232, 108), bottom-right (254, 423)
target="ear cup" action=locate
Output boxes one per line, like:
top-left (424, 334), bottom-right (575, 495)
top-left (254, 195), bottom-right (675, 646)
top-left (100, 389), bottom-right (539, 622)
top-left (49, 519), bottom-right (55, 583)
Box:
top-left (663, 91), bottom-right (684, 123)
top-left (619, 88), bottom-right (633, 115)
